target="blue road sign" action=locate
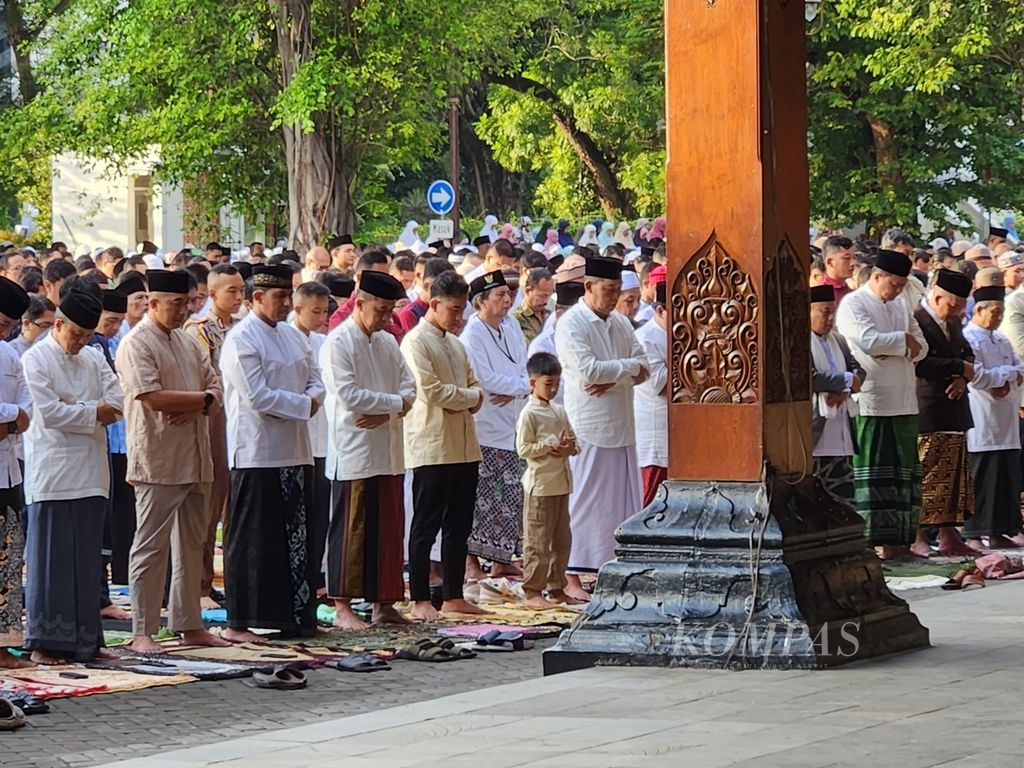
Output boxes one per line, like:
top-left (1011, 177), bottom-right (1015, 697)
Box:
top-left (427, 180), bottom-right (455, 216)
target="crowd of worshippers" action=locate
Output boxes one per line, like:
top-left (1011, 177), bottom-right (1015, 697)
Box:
top-left (810, 224), bottom-right (1024, 561)
top-left (0, 226), bottom-right (670, 669)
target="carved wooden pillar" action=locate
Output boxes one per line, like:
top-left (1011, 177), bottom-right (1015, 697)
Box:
top-left (544, 0), bottom-right (928, 674)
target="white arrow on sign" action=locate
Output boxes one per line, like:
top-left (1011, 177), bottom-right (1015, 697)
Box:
top-left (430, 187), bottom-right (452, 209)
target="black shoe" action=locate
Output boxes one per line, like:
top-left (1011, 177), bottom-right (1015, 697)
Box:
top-left (209, 588), bottom-right (226, 604)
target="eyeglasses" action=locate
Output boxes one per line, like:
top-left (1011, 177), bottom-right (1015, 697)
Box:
top-left (30, 321), bottom-right (54, 330)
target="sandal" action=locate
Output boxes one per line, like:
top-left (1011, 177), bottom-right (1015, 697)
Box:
top-left (6, 688), bottom-right (49, 715)
top-left (0, 699), bottom-right (25, 731)
top-left (326, 652), bottom-right (391, 673)
top-left (253, 665), bottom-right (307, 690)
top-left (396, 639), bottom-right (456, 663)
top-left (436, 639), bottom-right (477, 659)
top-left (473, 630), bottom-right (533, 652)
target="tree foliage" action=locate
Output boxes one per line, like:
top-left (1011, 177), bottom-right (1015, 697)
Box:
top-left (808, 0), bottom-right (1024, 235)
top-left (476, 0), bottom-right (665, 222)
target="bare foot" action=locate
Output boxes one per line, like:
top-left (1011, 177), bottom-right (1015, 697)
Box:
top-left (908, 542), bottom-right (934, 559)
top-left (372, 604), bottom-right (414, 625)
top-left (548, 590), bottom-right (588, 605)
top-left (181, 629), bottom-right (231, 647)
top-left (93, 648), bottom-right (120, 660)
top-left (966, 538), bottom-right (987, 552)
top-left (1012, 533), bottom-right (1024, 547)
top-left (523, 595), bottom-right (559, 609)
top-left (221, 628), bottom-right (263, 644)
top-left (490, 562), bottom-right (524, 580)
top-left (441, 598), bottom-right (486, 615)
top-left (332, 601), bottom-right (369, 631)
top-left (0, 649), bottom-right (35, 669)
top-left (129, 636), bottom-right (164, 655)
top-left (29, 650), bottom-right (65, 666)
top-left (410, 600), bottom-right (441, 622)
top-left (199, 595), bottom-right (222, 611)
top-left (936, 528), bottom-right (976, 558)
top-left (100, 604), bottom-right (131, 621)
top-left (988, 534), bottom-right (1018, 549)
top-left (465, 555), bottom-right (487, 582)
top-left (875, 545), bottom-right (910, 560)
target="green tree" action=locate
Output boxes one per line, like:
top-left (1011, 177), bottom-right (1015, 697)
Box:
top-left (808, 0), bottom-right (1024, 235)
top-left (9, 0), bottom-right (548, 249)
top-left (476, 0), bottom-right (665, 222)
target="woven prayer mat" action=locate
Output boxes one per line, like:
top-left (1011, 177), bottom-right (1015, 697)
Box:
top-left (0, 665), bottom-right (197, 699)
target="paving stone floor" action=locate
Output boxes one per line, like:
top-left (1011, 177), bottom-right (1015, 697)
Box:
top-left (3, 637), bottom-right (556, 768)
top-left (64, 584), bottom-right (1024, 768)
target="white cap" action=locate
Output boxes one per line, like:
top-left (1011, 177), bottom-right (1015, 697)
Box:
top-left (143, 254), bottom-right (164, 270)
top-left (620, 270), bottom-right (641, 291)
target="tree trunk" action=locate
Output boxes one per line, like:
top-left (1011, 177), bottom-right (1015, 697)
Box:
top-left (3, 0), bottom-right (38, 103)
top-left (490, 74), bottom-right (635, 219)
top-left (269, 0), bottom-right (354, 251)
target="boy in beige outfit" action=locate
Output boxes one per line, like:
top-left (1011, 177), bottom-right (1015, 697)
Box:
top-left (515, 352), bottom-right (581, 608)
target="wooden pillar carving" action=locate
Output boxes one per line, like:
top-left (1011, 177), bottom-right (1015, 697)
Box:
top-left (544, 0), bottom-right (928, 675)
top-left (665, 0), bottom-right (811, 481)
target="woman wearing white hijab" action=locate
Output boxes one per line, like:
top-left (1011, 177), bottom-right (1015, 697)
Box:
top-left (612, 222), bottom-right (634, 250)
top-left (597, 221), bottom-right (615, 249)
top-left (577, 224), bottom-right (600, 249)
top-left (397, 220), bottom-right (423, 251)
top-left (479, 214), bottom-right (500, 243)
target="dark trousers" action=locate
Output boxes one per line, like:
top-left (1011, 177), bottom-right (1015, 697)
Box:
top-left (310, 457), bottom-right (331, 590)
top-left (110, 453), bottom-right (135, 585)
top-left (409, 462), bottom-right (479, 602)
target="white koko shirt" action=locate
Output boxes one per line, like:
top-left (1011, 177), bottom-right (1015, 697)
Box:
top-left (22, 335), bottom-right (124, 503)
top-left (220, 312), bottom-right (325, 469)
top-left (633, 316), bottom-right (668, 468)
top-left (321, 318), bottom-right (415, 481)
top-left (555, 300), bottom-right (648, 448)
top-left (460, 314), bottom-right (531, 451)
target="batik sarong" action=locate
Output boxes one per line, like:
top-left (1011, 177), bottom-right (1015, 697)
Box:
top-left (226, 466), bottom-right (316, 636)
top-left (918, 432), bottom-right (974, 527)
top-left (467, 446), bottom-right (524, 564)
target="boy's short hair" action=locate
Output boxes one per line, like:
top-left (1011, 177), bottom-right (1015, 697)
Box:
top-left (527, 351), bottom-right (561, 378)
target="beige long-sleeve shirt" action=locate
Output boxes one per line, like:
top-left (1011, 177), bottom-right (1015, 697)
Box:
top-left (116, 315), bottom-right (221, 485)
top-left (515, 395), bottom-right (577, 497)
top-left (400, 320), bottom-right (483, 468)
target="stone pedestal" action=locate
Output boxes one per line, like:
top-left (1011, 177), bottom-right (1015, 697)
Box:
top-left (542, 0), bottom-right (930, 674)
top-left (543, 476), bottom-right (929, 674)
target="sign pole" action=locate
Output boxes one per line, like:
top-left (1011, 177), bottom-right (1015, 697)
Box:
top-left (449, 90), bottom-right (461, 240)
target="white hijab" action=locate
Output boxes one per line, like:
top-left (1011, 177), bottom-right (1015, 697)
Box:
top-left (479, 214), bottom-right (499, 243)
top-left (397, 220), bottom-right (422, 250)
top-left (597, 221), bottom-right (615, 249)
top-left (578, 224), bottom-right (599, 248)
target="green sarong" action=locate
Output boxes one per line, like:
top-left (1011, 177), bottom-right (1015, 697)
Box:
top-left (852, 414), bottom-right (922, 545)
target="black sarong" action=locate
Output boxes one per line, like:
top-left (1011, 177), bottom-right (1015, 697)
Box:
top-left (226, 466), bottom-right (316, 636)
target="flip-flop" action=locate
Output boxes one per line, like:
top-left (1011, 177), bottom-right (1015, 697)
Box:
top-left (0, 699), bottom-right (25, 731)
top-left (4, 689), bottom-right (48, 716)
top-left (253, 665), bottom-right (307, 690)
top-left (396, 639), bottom-right (456, 663)
top-left (474, 631), bottom-right (534, 652)
top-left (327, 653), bottom-right (391, 673)
top-left (436, 639), bottom-right (477, 659)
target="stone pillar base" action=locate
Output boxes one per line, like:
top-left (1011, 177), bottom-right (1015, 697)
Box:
top-left (543, 475), bottom-right (929, 675)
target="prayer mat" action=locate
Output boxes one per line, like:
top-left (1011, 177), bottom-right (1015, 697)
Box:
top-left (436, 622), bottom-right (566, 639)
top-left (437, 603), bottom-right (583, 627)
top-left (89, 658), bottom-right (254, 680)
top-left (162, 642), bottom-right (316, 665)
top-left (0, 666), bottom-right (197, 699)
top-left (883, 575), bottom-right (951, 591)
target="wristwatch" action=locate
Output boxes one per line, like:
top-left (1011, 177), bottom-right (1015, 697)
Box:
top-left (202, 392), bottom-right (215, 415)
top-left (6, 422), bottom-right (16, 435)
